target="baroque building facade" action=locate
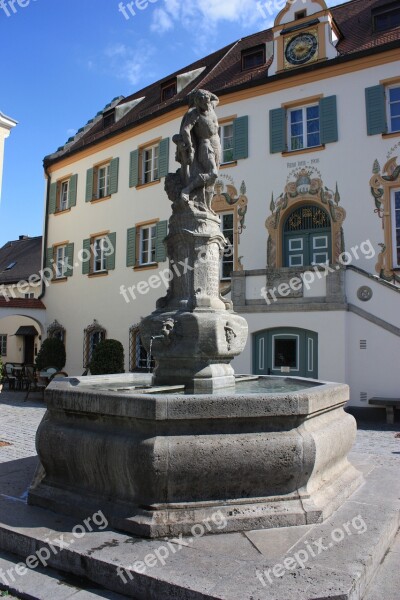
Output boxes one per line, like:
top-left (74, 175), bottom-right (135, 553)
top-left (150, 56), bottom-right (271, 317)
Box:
top-left (40, 0), bottom-right (400, 406)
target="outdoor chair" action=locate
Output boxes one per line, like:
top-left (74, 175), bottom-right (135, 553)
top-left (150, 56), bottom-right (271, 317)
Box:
top-left (24, 367), bottom-right (46, 402)
top-left (3, 363), bottom-right (17, 391)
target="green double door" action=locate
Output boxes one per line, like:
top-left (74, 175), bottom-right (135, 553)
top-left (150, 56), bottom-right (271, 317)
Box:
top-left (253, 328), bottom-right (318, 378)
top-left (284, 231), bottom-right (331, 268)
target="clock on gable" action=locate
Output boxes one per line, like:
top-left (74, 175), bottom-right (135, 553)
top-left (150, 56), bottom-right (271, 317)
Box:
top-left (284, 29), bottom-right (319, 68)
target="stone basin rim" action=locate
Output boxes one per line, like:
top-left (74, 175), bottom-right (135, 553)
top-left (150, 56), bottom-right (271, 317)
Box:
top-left (44, 375), bottom-right (350, 419)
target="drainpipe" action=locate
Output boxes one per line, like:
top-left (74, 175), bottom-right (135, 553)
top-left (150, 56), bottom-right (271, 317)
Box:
top-left (39, 163), bottom-right (51, 301)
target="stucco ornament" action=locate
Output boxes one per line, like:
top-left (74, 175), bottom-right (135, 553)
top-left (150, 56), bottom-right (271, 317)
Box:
top-left (140, 90), bottom-right (248, 392)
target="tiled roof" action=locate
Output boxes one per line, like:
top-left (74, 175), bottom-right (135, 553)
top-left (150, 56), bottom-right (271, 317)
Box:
top-left (0, 236), bottom-right (42, 284)
top-left (44, 0), bottom-right (400, 166)
top-left (0, 298), bottom-right (45, 309)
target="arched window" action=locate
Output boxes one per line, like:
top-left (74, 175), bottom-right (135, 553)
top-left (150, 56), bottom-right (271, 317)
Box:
top-left (47, 320), bottom-right (66, 343)
top-left (83, 320), bottom-right (106, 368)
top-left (129, 325), bottom-right (154, 372)
top-left (283, 205), bottom-right (331, 267)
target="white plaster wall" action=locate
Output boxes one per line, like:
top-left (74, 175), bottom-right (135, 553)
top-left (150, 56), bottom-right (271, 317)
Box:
top-left (346, 311), bottom-right (400, 405)
top-left (346, 269), bottom-right (400, 329)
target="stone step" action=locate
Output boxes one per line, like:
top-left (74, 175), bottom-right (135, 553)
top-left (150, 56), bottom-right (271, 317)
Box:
top-left (0, 549), bottom-right (128, 600)
top-left (0, 458), bottom-right (398, 599)
top-left (362, 528), bottom-right (400, 600)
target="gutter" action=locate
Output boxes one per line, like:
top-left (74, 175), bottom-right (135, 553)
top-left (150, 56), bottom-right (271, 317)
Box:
top-left (39, 164), bottom-right (51, 300)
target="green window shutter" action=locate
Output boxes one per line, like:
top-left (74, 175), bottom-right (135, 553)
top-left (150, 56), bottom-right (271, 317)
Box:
top-left (233, 116), bottom-right (249, 160)
top-left (65, 243), bottom-right (74, 277)
top-left (365, 85), bottom-right (387, 135)
top-left (320, 95), bottom-right (338, 145)
top-left (155, 220), bottom-right (168, 263)
top-left (82, 238), bottom-right (91, 275)
top-left (45, 247), bottom-right (54, 280)
top-left (270, 108), bottom-right (287, 153)
top-left (126, 227), bottom-right (136, 267)
top-left (106, 232), bottom-right (116, 270)
top-left (109, 158), bottom-right (119, 194)
top-left (129, 150), bottom-right (139, 188)
top-left (49, 183), bottom-right (57, 214)
top-left (158, 138), bottom-right (170, 178)
top-left (85, 168), bottom-right (94, 202)
top-left (68, 174), bottom-right (78, 208)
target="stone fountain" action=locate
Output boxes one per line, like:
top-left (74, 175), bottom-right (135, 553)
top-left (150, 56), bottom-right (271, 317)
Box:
top-left (28, 90), bottom-right (362, 538)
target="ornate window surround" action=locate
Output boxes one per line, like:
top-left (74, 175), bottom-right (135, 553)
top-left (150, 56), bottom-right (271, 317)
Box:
top-left (266, 168), bottom-right (346, 268)
top-left (370, 153), bottom-right (400, 282)
top-left (83, 319), bottom-right (106, 368)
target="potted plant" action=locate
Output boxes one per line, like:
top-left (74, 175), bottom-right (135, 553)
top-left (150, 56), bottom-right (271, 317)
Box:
top-left (89, 339), bottom-right (124, 375)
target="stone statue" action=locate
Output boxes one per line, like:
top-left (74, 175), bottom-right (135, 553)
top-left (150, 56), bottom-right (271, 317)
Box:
top-left (141, 90), bottom-right (248, 392)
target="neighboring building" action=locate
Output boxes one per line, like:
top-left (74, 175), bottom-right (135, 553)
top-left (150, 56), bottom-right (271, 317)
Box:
top-left (41, 0), bottom-right (400, 406)
top-left (0, 236), bottom-right (45, 364)
top-left (0, 110), bottom-right (17, 202)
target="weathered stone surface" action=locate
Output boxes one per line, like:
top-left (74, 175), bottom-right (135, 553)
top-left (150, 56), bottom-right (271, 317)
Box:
top-left (139, 90), bottom-right (248, 391)
top-left (29, 376), bottom-right (362, 538)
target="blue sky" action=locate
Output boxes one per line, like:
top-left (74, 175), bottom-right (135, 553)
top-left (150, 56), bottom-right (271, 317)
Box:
top-left (0, 0), bottom-right (347, 247)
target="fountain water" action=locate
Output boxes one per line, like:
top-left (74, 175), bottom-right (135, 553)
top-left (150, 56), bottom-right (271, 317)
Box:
top-left (28, 90), bottom-right (363, 538)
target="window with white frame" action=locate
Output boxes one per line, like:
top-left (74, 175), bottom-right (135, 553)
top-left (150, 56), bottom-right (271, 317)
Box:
top-left (288, 104), bottom-right (320, 151)
top-left (139, 225), bottom-right (157, 265)
top-left (24, 293), bottom-right (35, 299)
top-left (97, 163), bottom-right (111, 198)
top-left (93, 237), bottom-right (107, 272)
top-left (219, 123), bottom-right (234, 163)
top-left (59, 180), bottom-right (69, 211)
top-left (129, 326), bottom-right (155, 372)
top-left (55, 245), bottom-right (67, 279)
top-left (0, 334), bottom-right (7, 356)
top-left (143, 145), bottom-right (159, 184)
top-left (388, 86), bottom-right (400, 133)
top-left (391, 189), bottom-right (400, 268)
top-left (220, 212), bottom-right (235, 280)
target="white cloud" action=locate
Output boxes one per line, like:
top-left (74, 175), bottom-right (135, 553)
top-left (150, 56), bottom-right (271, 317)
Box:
top-left (150, 8), bottom-right (174, 33)
top-left (103, 41), bottom-right (157, 86)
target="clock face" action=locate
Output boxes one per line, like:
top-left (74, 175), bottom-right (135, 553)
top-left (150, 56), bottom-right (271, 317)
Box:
top-left (285, 32), bottom-right (318, 66)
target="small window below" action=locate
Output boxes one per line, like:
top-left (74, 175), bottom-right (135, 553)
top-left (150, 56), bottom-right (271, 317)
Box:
top-left (295, 10), bottom-right (307, 19)
top-left (55, 245), bottom-right (67, 279)
top-left (161, 79), bottom-right (177, 102)
top-left (387, 85), bottom-right (400, 133)
top-left (59, 179), bottom-right (69, 211)
top-left (241, 45), bottom-right (266, 70)
top-left (24, 293), bottom-right (35, 299)
top-left (288, 104), bottom-right (320, 151)
top-left (0, 334), bottom-right (7, 356)
top-left (103, 109), bottom-right (115, 129)
top-left (142, 144), bottom-right (159, 184)
top-left (219, 122), bottom-right (234, 163)
top-left (93, 237), bottom-right (108, 273)
top-left (139, 224), bottom-right (157, 266)
top-left (373, 3), bottom-right (400, 32)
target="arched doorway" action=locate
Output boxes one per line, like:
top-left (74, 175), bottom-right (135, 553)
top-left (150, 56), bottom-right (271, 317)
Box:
top-left (283, 205), bottom-right (331, 267)
top-left (0, 315), bottom-right (42, 365)
top-left (253, 327), bottom-right (318, 378)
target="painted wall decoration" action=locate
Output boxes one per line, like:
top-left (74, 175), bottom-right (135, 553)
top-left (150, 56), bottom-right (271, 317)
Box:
top-left (265, 166), bottom-right (346, 268)
top-left (370, 142), bottom-right (400, 283)
top-left (212, 175), bottom-right (248, 272)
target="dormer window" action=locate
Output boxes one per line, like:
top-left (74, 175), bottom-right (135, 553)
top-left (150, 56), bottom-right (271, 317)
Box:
top-left (373, 3), bottom-right (400, 32)
top-left (295, 10), bottom-right (307, 20)
top-left (103, 109), bottom-right (115, 129)
top-left (241, 45), bottom-right (266, 71)
top-left (161, 79), bottom-right (177, 102)
top-left (5, 262), bottom-right (16, 271)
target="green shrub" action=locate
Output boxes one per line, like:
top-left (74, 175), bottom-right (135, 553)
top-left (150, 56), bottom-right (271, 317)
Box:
top-left (36, 338), bottom-right (66, 371)
top-left (89, 339), bottom-right (124, 375)
top-left (0, 355), bottom-right (3, 382)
